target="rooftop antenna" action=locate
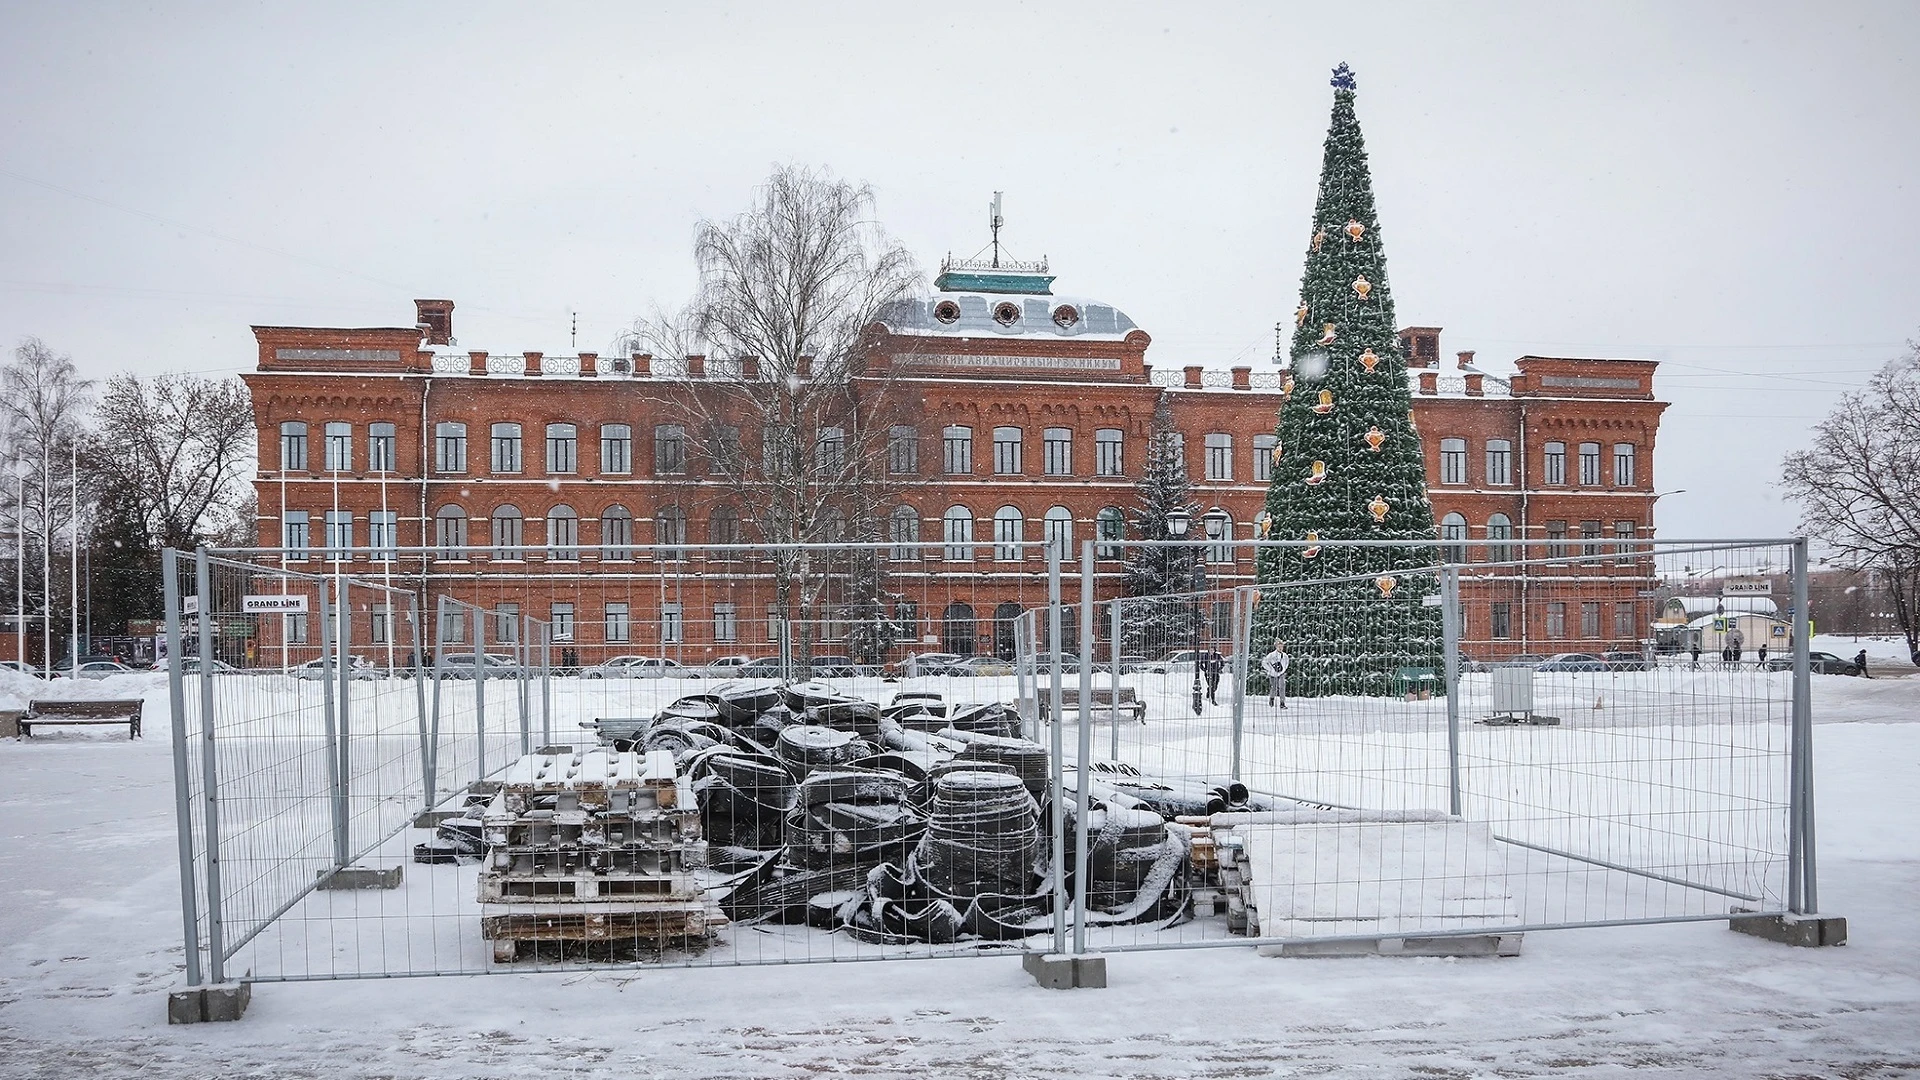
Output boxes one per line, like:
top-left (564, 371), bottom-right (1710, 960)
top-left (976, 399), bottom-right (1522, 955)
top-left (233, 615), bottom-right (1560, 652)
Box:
top-left (570, 311), bottom-right (577, 351)
top-left (990, 192), bottom-right (1004, 268)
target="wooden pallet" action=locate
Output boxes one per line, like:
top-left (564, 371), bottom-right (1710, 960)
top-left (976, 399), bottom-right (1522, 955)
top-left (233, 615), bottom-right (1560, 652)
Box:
top-left (478, 869), bottom-right (701, 904)
top-left (483, 904), bottom-right (730, 962)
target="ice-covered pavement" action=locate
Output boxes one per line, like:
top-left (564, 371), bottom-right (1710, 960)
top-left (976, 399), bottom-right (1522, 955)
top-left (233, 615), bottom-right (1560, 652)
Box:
top-left (0, 672), bottom-right (1916, 1078)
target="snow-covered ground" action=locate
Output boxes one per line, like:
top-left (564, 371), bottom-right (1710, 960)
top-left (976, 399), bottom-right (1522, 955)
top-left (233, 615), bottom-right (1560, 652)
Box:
top-left (1, 668), bottom-right (1916, 1077)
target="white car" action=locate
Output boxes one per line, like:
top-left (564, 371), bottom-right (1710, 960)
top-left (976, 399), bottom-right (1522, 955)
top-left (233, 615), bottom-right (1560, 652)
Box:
top-left (293, 657), bottom-right (380, 681)
top-left (702, 655), bottom-right (758, 677)
top-left (581, 655), bottom-right (695, 679)
top-left (53, 660), bottom-right (137, 680)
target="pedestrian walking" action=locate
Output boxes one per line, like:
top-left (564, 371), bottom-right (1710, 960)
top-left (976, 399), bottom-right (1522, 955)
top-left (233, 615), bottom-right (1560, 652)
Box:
top-left (1689, 640), bottom-right (1702, 669)
top-left (1757, 642), bottom-right (1768, 667)
top-left (1261, 641), bottom-right (1289, 710)
top-left (1856, 648), bottom-right (1871, 678)
top-left (1200, 650), bottom-right (1225, 705)
top-left (1728, 628), bottom-right (1744, 665)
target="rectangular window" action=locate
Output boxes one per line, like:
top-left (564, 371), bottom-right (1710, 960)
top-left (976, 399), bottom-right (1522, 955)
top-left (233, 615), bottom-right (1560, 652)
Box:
top-left (1440, 438), bottom-right (1467, 485)
top-left (324, 510), bottom-right (353, 558)
top-left (654, 424), bottom-right (687, 475)
top-left (888, 426), bottom-right (918, 475)
top-left (1543, 441), bottom-right (1566, 485)
top-left (285, 611), bottom-right (309, 645)
top-left (550, 603), bottom-right (575, 643)
top-left (495, 603), bottom-right (520, 645)
top-left (370, 605), bottom-right (391, 645)
top-left (1614, 603), bottom-right (1637, 641)
top-left (324, 422), bottom-right (352, 472)
top-left (713, 603), bottom-right (737, 644)
top-left (490, 423), bottom-right (523, 474)
top-left (993, 427), bottom-right (1023, 475)
top-left (660, 603), bottom-right (683, 645)
top-left (601, 424), bottom-right (632, 474)
top-left (1044, 428), bottom-right (1073, 476)
top-left (605, 602), bottom-right (630, 644)
top-left (766, 605), bottom-right (782, 645)
top-left (1095, 429), bottom-right (1124, 477)
top-left (435, 422), bottom-right (467, 473)
top-left (1546, 602), bottom-right (1567, 639)
top-left (1491, 602), bottom-right (1512, 640)
top-left (368, 423), bottom-right (396, 472)
top-left (1252, 434), bottom-right (1277, 482)
top-left (1485, 439), bottom-right (1512, 486)
top-left (1614, 519), bottom-right (1637, 564)
top-left (943, 426), bottom-right (973, 475)
top-left (282, 510), bottom-right (310, 558)
top-left (815, 426), bottom-right (845, 473)
top-left (710, 424), bottom-right (742, 473)
top-left (546, 423), bottom-right (577, 474)
top-left (1613, 443), bottom-right (1636, 487)
top-left (369, 511), bottom-right (397, 561)
top-left (893, 600), bottom-right (917, 638)
top-left (280, 422), bottom-right (308, 472)
top-left (1578, 442), bottom-right (1601, 486)
top-left (1581, 601), bottom-right (1602, 639)
top-left (437, 604), bottom-right (464, 645)
top-left (1581, 519), bottom-right (1603, 558)
top-left (1546, 519), bottom-right (1568, 559)
top-left (1205, 433), bottom-right (1233, 481)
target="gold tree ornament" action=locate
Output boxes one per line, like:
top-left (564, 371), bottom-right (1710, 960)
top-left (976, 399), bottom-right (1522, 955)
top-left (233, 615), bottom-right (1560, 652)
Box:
top-left (1312, 228), bottom-right (1326, 252)
top-left (1367, 494), bottom-right (1390, 522)
top-left (1358, 348), bottom-right (1380, 373)
top-left (1294, 301), bottom-right (1310, 328)
top-left (1282, 374), bottom-right (1295, 395)
top-left (1305, 460), bottom-right (1328, 486)
top-left (1352, 275), bottom-right (1372, 299)
top-left (1364, 426), bottom-right (1385, 452)
top-left (1320, 322), bottom-right (1338, 345)
top-left (1312, 389), bottom-right (1335, 415)
top-left (1345, 219), bottom-right (1366, 242)
top-left (1375, 574), bottom-right (1398, 597)
top-left (1302, 531), bottom-right (1321, 559)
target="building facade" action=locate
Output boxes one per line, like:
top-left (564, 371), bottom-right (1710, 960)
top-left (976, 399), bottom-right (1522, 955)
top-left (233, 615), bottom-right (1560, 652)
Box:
top-left (242, 271), bottom-right (1666, 665)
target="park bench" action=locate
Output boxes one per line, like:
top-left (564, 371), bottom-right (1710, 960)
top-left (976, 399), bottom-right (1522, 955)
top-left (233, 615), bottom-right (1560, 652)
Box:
top-left (1040, 686), bottom-right (1147, 723)
top-left (21, 699), bottom-right (144, 739)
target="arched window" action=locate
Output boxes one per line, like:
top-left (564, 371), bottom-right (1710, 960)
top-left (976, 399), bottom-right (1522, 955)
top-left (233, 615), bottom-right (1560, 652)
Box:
top-left (1440, 512), bottom-right (1468, 564)
top-left (942, 602), bottom-right (977, 656)
top-left (601, 505), bottom-right (632, 560)
top-left (1096, 507), bottom-right (1126, 558)
top-left (993, 602), bottom-right (1024, 660)
top-left (491, 505), bottom-right (524, 560)
top-left (1487, 513), bottom-right (1514, 564)
top-left (889, 505), bottom-right (920, 561)
top-left (709, 505), bottom-right (741, 560)
top-left (994, 505), bottom-right (1025, 561)
top-left (943, 505), bottom-right (974, 561)
top-left (435, 505), bottom-right (467, 559)
top-left (656, 506), bottom-right (687, 560)
top-left (546, 505), bottom-right (578, 559)
top-left (1043, 506), bottom-right (1073, 560)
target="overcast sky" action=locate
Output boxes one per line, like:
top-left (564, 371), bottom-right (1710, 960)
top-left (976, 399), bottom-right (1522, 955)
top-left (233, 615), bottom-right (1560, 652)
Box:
top-left (2, 1), bottom-right (1915, 541)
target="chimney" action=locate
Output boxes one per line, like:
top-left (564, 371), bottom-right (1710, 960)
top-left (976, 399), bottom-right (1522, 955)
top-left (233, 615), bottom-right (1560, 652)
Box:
top-left (1457, 350), bottom-right (1476, 370)
top-left (1464, 373), bottom-right (1484, 396)
top-left (634, 352), bottom-right (651, 377)
top-left (686, 354), bottom-right (706, 379)
top-left (1141, 363), bottom-right (1153, 383)
top-left (741, 355), bottom-right (760, 380)
top-left (578, 352), bottom-right (598, 377)
top-left (468, 350), bottom-right (489, 376)
top-left (523, 351), bottom-right (543, 377)
top-left (414, 299), bottom-right (454, 346)
top-left (1231, 365), bottom-right (1251, 390)
top-left (1397, 327), bottom-right (1442, 369)
top-left (1184, 364), bottom-right (1203, 388)
top-left (796, 355), bottom-right (814, 378)
top-left (1418, 370), bottom-right (1437, 395)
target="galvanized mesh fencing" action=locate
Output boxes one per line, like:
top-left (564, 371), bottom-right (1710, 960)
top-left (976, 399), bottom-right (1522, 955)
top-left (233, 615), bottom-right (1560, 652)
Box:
top-left (166, 537), bottom-right (1818, 987)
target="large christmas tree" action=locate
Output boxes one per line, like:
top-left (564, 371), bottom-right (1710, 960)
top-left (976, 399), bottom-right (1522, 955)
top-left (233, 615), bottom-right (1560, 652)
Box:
top-left (1250, 63), bottom-right (1442, 697)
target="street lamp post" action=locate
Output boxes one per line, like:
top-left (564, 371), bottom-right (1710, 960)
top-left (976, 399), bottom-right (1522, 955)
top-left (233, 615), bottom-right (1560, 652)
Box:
top-left (1166, 506), bottom-right (1229, 716)
top-left (1165, 507), bottom-right (1200, 714)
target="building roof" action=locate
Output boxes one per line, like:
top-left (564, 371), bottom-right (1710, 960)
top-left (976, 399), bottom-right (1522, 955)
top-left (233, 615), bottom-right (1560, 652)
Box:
top-left (877, 291), bottom-right (1140, 341)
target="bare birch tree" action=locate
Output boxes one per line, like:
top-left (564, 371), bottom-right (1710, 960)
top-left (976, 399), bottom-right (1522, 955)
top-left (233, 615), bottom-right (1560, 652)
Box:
top-left (0, 338), bottom-right (92, 664)
top-left (1781, 340), bottom-right (1920, 659)
top-left (621, 165), bottom-right (924, 670)
top-left (83, 372), bottom-right (256, 549)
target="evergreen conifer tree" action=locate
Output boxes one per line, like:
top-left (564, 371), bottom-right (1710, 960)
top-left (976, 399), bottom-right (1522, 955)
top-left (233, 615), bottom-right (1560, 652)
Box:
top-left (1251, 64), bottom-right (1442, 696)
top-left (1123, 396), bottom-right (1202, 658)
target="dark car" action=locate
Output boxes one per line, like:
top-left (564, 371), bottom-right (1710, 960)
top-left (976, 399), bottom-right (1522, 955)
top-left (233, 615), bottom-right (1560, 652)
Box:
top-left (1763, 651), bottom-right (1862, 676)
top-left (1603, 651), bottom-right (1655, 671)
top-left (804, 655), bottom-right (861, 678)
top-left (1535, 652), bottom-right (1610, 672)
top-left (1499, 654), bottom-right (1548, 668)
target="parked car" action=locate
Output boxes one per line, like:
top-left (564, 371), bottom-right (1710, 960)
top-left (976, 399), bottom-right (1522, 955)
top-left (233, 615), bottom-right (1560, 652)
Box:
top-left (1499, 654), bottom-right (1548, 668)
top-left (293, 656), bottom-right (381, 681)
top-left (726, 656), bottom-right (789, 678)
top-left (804, 655), bottom-right (861, 678)
top-left (1603, 651), bottom-right (1655, 671)
top-left (702, 655), bottom-right (758, 677)
top-left (894, 652), bottom-right (964, 677)
top-left (179, 658), bottom-right (241, 675)
top-left (1535, 652), bottom-right (1610, 672)
top-left (1763, 651), bottom-right (1862, 676)
top-left (51, 660), bottom-right (137, 680)
top-left (0, 659), bottom-right (41, 676)
top-left (953, 656), bottom-right (1015, 677)
top-left (1118, 654), bottom-right (1159, 674)
top-left (435, 652), bottom-right (524, 679)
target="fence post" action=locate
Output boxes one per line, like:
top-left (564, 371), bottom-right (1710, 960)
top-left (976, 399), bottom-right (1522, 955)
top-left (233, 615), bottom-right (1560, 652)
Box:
top-left (335, 575), bottom-right (353, 856)
top-left (473, 605), bottom-right (488, 777)
top-left (540, 621), bottom-right (553, 747)
top-left (1790, 538), bottom-right (1817, 913)
top-left (1110, 598), bottom-right (1123, 760)
top-left (1072, 541), bottom-right (1096, 956)
top-left (162, 549), bottom-right (203, 988)
top-left (193, 547), bottom-right (227, 984)
top-left (409, 591), bottom-right (433, 807)
top-left (318, 577), bottom-right (349, 869)
top-left (1440, 565), bottom-right (1464, 818)
top-left (1230, 586), bottom-right (1247, 785)
top-left (429, 599), bottom-right (447, 802)
top-left (517, 614), bottom-right (531, 755)
top-left (1046, 549), bottom-right (1067, 956)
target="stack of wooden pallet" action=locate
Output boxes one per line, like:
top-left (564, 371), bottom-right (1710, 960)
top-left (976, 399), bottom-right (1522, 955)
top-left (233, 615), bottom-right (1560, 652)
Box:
top-left (478, 747), bottom-right (727, 961)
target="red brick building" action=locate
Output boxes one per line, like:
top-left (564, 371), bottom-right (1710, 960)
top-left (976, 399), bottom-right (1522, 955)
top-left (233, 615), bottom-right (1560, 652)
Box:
top-left (242, 267), bottom-right (1665, 664)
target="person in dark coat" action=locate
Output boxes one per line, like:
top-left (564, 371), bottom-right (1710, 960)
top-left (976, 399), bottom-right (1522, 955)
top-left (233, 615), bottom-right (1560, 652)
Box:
top-left (1856, 649), bottom-right (1871, 678)
top-left (1200, 650), bottom-right (1225, 705)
